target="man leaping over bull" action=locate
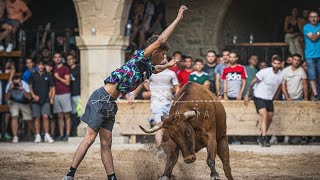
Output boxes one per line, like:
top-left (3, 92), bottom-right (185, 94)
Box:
top-left (62, 5), bottom-right (188, 180)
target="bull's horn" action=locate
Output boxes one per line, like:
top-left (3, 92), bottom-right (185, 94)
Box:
top-left (139, 123), bottom-right (163, 133)
top-left (183, 110), bottom-right (197, 119)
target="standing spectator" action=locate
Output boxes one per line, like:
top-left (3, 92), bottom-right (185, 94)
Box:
top-left (203, 50), bottom-right (217, 93)
top-left (67, 54), bottom-right (80, 137)
top-left (44, 61), bottom-right (56, 137)
top-left (303, 10), bottom-right (320, 101)
top-left (188, 58), bottom-right (210, 89)
top-left (178, 56), bottom-right (193, 87)
top-left (29, 61), bottom-right (55, 143)
top-left (282, 53), bottom-right (308, 101)
top-left (169, 51), bottom-right (183, 76)
top-left (215, 49), bottom-right (230, 98)
top-left (55, 35), bottom-right (66, 56)
top-left (52, 52), bottom-right (72, 141)
top-left (221, 51), bottom-right (247, 100)
top-left (285, 55), bottom-right (293, 67)
top-left (5, 75), bottom-right (32, 143)
top-left (244, 56), bottom-right (283, 147)
top-left (5, 0), bottom-right (32, 53)
top-left (243, 55), bottom-right (259, 98)
top-left (22, 58), bottom-right (38, 83)
top-left (40, 47), bottom-right (51, 62)
top-left (299, 9), bottom-right (310, 32)
top-left (258, 61), bottom-right (267, 70)
top-left (0, 0), bottom-right (13, 51)
top-left (284, 8), bottom-right (304, 57)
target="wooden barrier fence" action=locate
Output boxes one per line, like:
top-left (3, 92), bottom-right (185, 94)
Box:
top-left (115, 100), bottom-right (320, 144)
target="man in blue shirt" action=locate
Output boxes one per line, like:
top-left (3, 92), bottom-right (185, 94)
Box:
top-left (303, 10), bottom-right (320, 100)
top-left (22, 58), bottom-right (38, 83)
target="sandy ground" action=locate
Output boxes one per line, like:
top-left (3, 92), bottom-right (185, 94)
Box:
top-left (0, 143), bottom-right (319, 180)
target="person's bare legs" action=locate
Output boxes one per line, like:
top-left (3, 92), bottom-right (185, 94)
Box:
top-left (42, 115), bottom-right (50, 133)
top-left (64, 113), bottom-right (71, 136)
top-left (258, 108), bottom-right (268, 136)
top-left (11, 116), bottom-right (19, 137)
top-left (34, 117), bottom-right (41, 134)
top-left (99, 128), bottom-right (115, 175)
top-left (26, 120), bottom-right (34, 136)
top-left (70, 127), bottom-right (98, 168)
top-left (50, 118), bottom-right (55, 137)
top-left (58, 112), bottom-right (64, 136)
top-left (310, 80), bottom-right (318, 96)
top-left (266, 112), bottom-right (274, 132)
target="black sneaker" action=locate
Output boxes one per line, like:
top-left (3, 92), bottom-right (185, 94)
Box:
top-left (261, 136), bottom-right (271, 147)
top-left (62, 135), bottom-right (69, 142)
top-left (311, 95), bottom-right (320, 101)
top-left (55, 135), bottom-right (64, 141)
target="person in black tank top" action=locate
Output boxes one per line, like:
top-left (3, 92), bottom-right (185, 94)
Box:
top-left (284, 8), bottom-right (304, 58)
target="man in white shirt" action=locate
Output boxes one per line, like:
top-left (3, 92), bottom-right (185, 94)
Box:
top-left (282, 53), bottom-right (308, 101)
top-left (244, 55), bottom-right (283, 147)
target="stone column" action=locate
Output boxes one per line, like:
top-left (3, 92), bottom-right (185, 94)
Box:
top-left (75, 35), bottom-right (128, 137)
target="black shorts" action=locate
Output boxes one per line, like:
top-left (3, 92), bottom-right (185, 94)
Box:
top-left (81, 87), bottom-right (118, 132)
top-left (253, 97), bottom-right (274, 113)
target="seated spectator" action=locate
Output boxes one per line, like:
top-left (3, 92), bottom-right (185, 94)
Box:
top-left (188, 58), bottom-right (210, 89)
top-left (203, 50), bottom-right (217, 93)
top-left (258, 61), bottom-right (267, 70)
top-left (282, 53), bottom-right (308, 101)
top-left (214, 49), bottom-right (230, 98)
top-left (284, 8), bottom-right (304, 58)
top-left (5, 75), bottom-right (32, 143)
top-left (178, 56), bottom-right (193, 87)
top-left (169, 51), bottom-right (183, 76)
top-left (29, 61), bottom-right (55, 143)
top-left (22, 57), bottom-right (38, 83)
top-left (221, 51), bottom-right (247, 100)
top-left (303, 10), bottom-right (320, 101)
top-left (129, 0), bottom-right (154, 49)
top-left (243, 55), bottom-right (258, 98)
top-left (5, 0), bottom-right (32, 53)
top-left (67, 54), bottom-right (80, 137)
top-left (148, 0), bottom-right (166, 35)
top-left (0, 0), bottom-right (13, 52)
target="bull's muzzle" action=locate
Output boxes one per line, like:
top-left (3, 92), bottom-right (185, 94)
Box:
top-left (184, 155), bottom-right (196, 164)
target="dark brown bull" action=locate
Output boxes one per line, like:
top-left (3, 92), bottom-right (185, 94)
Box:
top-left (140, 82), bottom-right (233, 180)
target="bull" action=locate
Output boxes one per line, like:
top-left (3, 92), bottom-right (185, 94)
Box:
top-left (140, 82), bottom-right (233, 180)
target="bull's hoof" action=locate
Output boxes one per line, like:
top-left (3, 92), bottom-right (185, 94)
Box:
top-left (210, 176), bottom-right (221, 180)
top-left (159, 176), bottom-right (170, 180)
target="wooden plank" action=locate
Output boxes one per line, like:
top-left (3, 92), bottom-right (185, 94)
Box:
top-left (0, 73), bottom-right (22, 80)
top-left (115, 101), bottom-right (320, 136)
top-left (0, 51), bottom-right (22, 57)
top-left (0, 105), bottom-right (9, 112)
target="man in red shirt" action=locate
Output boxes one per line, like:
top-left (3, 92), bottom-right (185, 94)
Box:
top-left (178, 56), bottom-right (193, 87)
top-left (169, 51), bottom-right (183, 76)
top-left (53, 52), bottom-right (72, 141)
top-left (221, 51), bottom-right (247, 100)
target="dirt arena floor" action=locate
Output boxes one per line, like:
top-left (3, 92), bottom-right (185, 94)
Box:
top-left (0, 142), bottom-right (319, 180)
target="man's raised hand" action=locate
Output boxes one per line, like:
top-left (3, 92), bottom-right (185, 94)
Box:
top-left (176, 5), bottom-right (188, 21)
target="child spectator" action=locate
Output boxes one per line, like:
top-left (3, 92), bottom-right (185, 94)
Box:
top-left (188, 58), bottom-right (210, 89)
top-left (29, 61), bottom-right (55, 143)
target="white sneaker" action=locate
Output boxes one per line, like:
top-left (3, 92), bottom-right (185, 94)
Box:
top-left (6, 43), bottom-right (13, 53)
top-left (12, 136), bottom-right (18, 143)
top-left (34, 134), bottom-right (42, 143)
top-left (0, 45), bottom-right (4, 51)
top-left (44, 133), bottom-right (54, 143)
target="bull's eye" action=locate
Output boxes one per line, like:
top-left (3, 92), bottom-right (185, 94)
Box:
top-left (185, 129), bottom-right (191, 137)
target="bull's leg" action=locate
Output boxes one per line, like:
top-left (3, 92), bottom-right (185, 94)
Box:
top-left (160, 138), bottom-right (179, 180)
top-left (207, 138), bottom-right (220, 180)
top-left (217, 136), bottom-right (234, 180)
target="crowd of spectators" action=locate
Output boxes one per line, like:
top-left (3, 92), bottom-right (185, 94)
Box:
top-left (0, 1), bottom-right (80, 143)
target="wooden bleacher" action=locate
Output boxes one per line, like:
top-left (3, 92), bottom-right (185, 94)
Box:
top-left (115, 100), bottom-right (320, 144)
